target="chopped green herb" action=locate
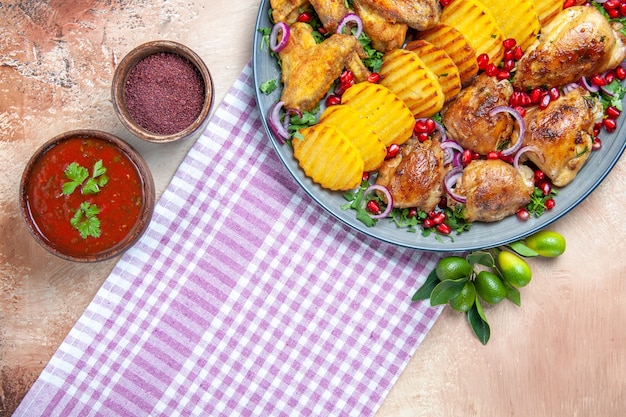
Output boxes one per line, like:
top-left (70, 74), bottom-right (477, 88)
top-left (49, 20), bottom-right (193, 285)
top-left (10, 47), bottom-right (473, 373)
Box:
top-left (70, 201), bottom-right (101, 239)
top-left (62, 162), bottom-right (89, 195)
top-left (260, 78), bottom-right (279, 95)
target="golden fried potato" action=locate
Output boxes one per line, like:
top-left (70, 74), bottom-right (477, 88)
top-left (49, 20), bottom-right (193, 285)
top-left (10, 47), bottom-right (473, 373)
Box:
top-left (531, 0), bottom-right (563, 25)
top-left (380, 49), bottom-right (445, 118)
top-left (319, 104), bottom-right (387, 172)
top-left (405, 39), bottom-right (462, 103)
top-left (440, 0), bottom-right (504, 65)
top-left (340, 81), bottom-right (415, 147)
top-left (293, 124), bottom-right (364, 191)
top-left (416, 24), bottom-right (479, 86)
top-left (480, 0), bottom-right (541, 51)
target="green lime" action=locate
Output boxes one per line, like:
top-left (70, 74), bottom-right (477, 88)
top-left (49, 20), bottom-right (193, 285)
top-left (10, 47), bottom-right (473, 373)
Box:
top-left (524, 230), bottom-right (566, 257)
top-left (435, 256), bottom-right (472, 281)
top-left (449, 281), bottom-right (476, 312)
top-left (474, 270), bottom-right (507, 304)
top-left (498, 250), bottom-right (532, 287)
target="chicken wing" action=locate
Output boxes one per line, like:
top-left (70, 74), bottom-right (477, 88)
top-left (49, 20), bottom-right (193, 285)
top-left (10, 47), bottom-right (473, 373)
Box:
top-left (279, 22), bottom-right (371, 112)
top-left (513, 6), bottom-right (626, 90)
top-left (520, 86), bottom-right (600, 187)
top-left (355, 0), bottom-right (441, 31)
top-left (375, 137), bottom-right (445, 211)
top-left (441, 73), bottom-right (514, 155)
top-left (270, 0), bottom-right (309, 25)
top-left (310, 0), bottom-right (349, 32)
top-left (352, 0), bottom-right (408, 51)
top-left (455, 159), bottom-right (534, 223)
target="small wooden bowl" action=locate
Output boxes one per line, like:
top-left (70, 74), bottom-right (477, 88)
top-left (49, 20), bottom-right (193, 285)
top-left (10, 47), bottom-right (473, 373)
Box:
top-left (20, 130), bottom-right (155, 262)
top-left (111, 40), bottom-right (214, 143)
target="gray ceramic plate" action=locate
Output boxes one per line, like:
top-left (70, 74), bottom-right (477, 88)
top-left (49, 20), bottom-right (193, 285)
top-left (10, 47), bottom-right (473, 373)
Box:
top-left (251, 0), bottom-right (626, 252)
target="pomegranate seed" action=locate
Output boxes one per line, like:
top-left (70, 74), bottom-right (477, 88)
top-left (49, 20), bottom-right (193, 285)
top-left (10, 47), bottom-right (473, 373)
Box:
top-left (617, 67), bottom-right (626, 81)
top-left (436, 223), bottom-right (452, 235)
top-left (520, 92), bottom-right (532, 106)
top-left (604, 70), bottom-right (615, 85)
top-left (539, 93), bottom-right (551, 109)
top-left (416, 132), bottom-right (430, 142)
top-left (438, 196), bottom-right (448, 210)
top-left (509, 91), bottom-right (522, 107)
top-left (297, 12), bottom-right (312, 23)
top-left (605, 0), bottom-right (621, 10)
top-left (325, 95), bottom-right (341, 106)
top-left (563, 0), bottom-right (576, 8)
top-left (496, 69), bottom-right (510, 80)
top-left (513, 106), bottom-right (526, 117)
top-left (539, 181), bottom-right (552, 196)
top-left (462, 149), bottom-right (473, 166)
top-left (592, 137), bottom-right (603, 151)
top-left (362, 172), bottom-right (370, 181)
top-left (487, 151), bottom-right (501, 160)
top-left (367, 72), bottom-right (381, 83)
top-left (340, 70), bottom-right (354, 84)
top-left (485, 63), bottom-right (498, 77)
top-left (477, 53), bottom-right (490, 70)
top-left (423, 218), bottom-right (435, 228)
top-left (534, 169), bottom-right (546, 184)
top-left (606, 105), bottom-right (621, 119)
top-left (503, 38), bottom-right (517, 50)
top-left (407, 208), bottom-right (418, 218)
top-left (620, 4), bottom-right (626, 16)
top-left (590, 74), bottom-right (606, 87)
top-left (529, 87), bottom-right (544, 104)
top-left (516, 208), bottom-right (530, 221)
top-left (439, 0), bottom-right (452, 6)
top-left (603, 118), bottom-right (617, 132)
top-left (549, 87), bottom-right (560, 101)
top-left (504, 49), bottom-right (515, 61)
top-left (414, 118), bottom-right (436, 134)
top-left (431, 212), bottom-right (446, 225)
top-left (513, 46), bottom-right (524, 61)
top-left (366, 200), bottom-right (381, 215)
top-left (502, 59), bottom-right (516, 72)
top-left (386, 143), bottom-right (401, 159)
top-left (545, 198), bottom-right (556, 210)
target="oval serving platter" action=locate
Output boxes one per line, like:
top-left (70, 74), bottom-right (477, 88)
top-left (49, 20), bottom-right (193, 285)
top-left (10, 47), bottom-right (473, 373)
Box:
top-left (251, 0), bottom-right (626, 252)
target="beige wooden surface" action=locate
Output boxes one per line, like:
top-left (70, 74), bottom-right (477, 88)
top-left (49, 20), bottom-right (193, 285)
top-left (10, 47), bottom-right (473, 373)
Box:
top-left (1, 1), bottom-right (625, 416)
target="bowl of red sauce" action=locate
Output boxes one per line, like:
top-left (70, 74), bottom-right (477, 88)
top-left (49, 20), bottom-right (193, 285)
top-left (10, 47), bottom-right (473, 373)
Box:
top-left (20, 130), bottom-right (155, 262)
top-left (111, 40), bottom-right (214, 143)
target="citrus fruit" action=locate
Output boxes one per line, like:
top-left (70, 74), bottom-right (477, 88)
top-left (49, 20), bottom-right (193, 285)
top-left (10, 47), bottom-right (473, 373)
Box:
top-left (474, 270), bottom-right (507, 304)
top-left (449, 281), bottom-right (476, 312)
top-left (524, 230), bottom-right (566, 257)
top-left (435, 256), bottom-right (472, 281)
top-left (497, 250), bottom-right (532, 287)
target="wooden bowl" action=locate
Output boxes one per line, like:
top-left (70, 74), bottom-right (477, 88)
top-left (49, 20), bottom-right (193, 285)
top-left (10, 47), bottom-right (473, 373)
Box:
top-left (111, 40), bottom-right (214, 143)
top-left (20, 130), bottom-right (155, 262)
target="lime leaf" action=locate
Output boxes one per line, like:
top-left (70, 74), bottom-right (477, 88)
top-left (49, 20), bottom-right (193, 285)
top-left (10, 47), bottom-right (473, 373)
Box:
top-left (466, 251), bottom-right (495, 267)
top-left (502, 279), bottom-right (521, 306)
top-left (430, 277), bottom-right (468, 306)
top-left (412, 269), bottom-right (440, 301)
top-left (508, 241), bottom-right (539, 257)
top-left (467, 297), bottom-right (490, 345)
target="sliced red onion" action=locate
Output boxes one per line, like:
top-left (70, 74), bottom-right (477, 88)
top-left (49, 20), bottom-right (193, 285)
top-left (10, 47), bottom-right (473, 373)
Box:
top-left (270, 22), bottom-right (290, 52)
top-left (562, 82), bottom-right (580, 95)
top-left (600, 85), bottom-right (615, 97)
top-left (581, 76), bottom-right (600, 93)
top-left (444, 166), bottom-right (466, 204)
top-left (337, 13), bottom-right (363, 38)
top-left (489, 105), bottom-right (526, 156)
top-left (268, 101), bottom-right (289, 143)
top-left (363, 184), bottom-right (393, 219)
top-left (440, 140), bottom-right (464, 166)
top-left (513, 145), bottom-right (545, 170)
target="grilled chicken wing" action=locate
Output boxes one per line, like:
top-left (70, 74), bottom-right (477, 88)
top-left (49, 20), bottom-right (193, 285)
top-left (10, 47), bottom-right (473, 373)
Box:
top-left (352, 0), bottom-right (408, 51)
top-left (455, 159), bottom-right (534, 223)
top-left (355, 0), bottom-right (441, 31)
top-left (521, 86), bottom-right (600, 187)
top-left (513, 6), bottom-right (626, 90)
top-left (375, 137), bottom-right (445, 211)
top-left (270, 0), bottom-right (309, 25)
top-left (441, 74), bottom-right (515, 155)
top-left (279, 23), bottom-right (370, 112)
top-left (310, 0), bottom-right (349, 32)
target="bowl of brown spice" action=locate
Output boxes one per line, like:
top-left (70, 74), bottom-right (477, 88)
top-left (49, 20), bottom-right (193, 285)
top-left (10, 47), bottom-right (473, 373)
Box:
top-left (112, 40), bottom-right (214, 143)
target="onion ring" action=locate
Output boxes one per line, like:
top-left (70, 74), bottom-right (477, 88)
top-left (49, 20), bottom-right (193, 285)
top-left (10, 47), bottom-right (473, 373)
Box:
top-left (513, 145), bottom-right (545, 170)
top-left (337, 13), bottom-right (363, 38)
top-left (268, 101), bottom-right (289, 143)
top-left (441, 140), bottom-right (465, 166)
top-left (363, 184), bottom-right (393, 219)
top-left (444, 166), bottom-right (467, 204)
top-left (489, 105), bottom-right (526, 156)
top-left (269, 22), bottom-right (290, 53)
top-left (581, 76), bottom-right (600, 93)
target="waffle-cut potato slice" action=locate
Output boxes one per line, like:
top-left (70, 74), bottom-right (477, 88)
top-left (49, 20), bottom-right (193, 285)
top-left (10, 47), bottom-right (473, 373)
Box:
top-left (405, 39), bottom-right (462, 103)
top-left (531, 0), bottom-right (563, 26)
top-left (293, 124), bottom-right (364, 191)
top-left (319, 105), bottom-right (387, 172)
top-left (379, 48), bottom-right (445, 118)
top-left (479, 0), bottom-right (540, 51)
top-left (440, 0), bottom-right (504, 64)
top-left (416, 24), bottom-right (479, 86)
top-left (341, 82), bottom-right (414, 147)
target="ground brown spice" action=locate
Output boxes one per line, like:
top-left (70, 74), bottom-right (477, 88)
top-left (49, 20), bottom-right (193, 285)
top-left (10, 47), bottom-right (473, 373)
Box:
top-left (125, 52), bottom-right (205, 135)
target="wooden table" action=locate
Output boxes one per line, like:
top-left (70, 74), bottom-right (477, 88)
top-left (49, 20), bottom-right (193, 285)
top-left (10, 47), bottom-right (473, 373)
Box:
top-left (1, 1), bottom-right (624, 415)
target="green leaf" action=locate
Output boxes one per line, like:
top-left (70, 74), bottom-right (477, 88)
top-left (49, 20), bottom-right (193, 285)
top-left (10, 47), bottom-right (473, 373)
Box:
top-left (430, 277), bottom-right (468, 306)
top-left (508, 241), bottom-right (539, 258)
top-left (466, 251), bottom-right (495, 268)
top-left (70, 202), bottom-right (101, 239)
top-left (82, 178), bottom-right (100, 195)
top-left (412, 269), bottom-right (440, 301)
top-left (92, 160), bottom-right (107, 178)
top-left (62, 162), bottom-right (89, 195)
top-left (467, 298), bottom-right (491, 345)
top-left (260, 79), bottom-right (279, 95)
top-left (502, 279), bottom-right (521, 306)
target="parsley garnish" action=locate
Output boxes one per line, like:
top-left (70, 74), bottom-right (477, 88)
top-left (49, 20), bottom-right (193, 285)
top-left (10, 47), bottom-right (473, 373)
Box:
top-left (260, 79), bottom-right (279, 95)
top-left (527, 187), bottom-right (558, 218)
top-left (70, 202), bottom-right (101, 239)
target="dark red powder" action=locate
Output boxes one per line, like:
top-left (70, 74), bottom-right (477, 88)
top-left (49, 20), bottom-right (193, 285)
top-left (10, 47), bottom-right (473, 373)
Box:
top-left (125, 52), bottom-right (205, 135)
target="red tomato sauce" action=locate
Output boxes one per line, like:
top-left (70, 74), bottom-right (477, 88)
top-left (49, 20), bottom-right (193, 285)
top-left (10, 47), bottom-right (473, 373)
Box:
top-left (25, 137), bottom-right (145, 257)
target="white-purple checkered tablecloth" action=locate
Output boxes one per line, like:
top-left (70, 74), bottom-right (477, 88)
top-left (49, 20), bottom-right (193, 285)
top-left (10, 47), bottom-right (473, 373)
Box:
top-left (14, 62), bottom-right (443, 417)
